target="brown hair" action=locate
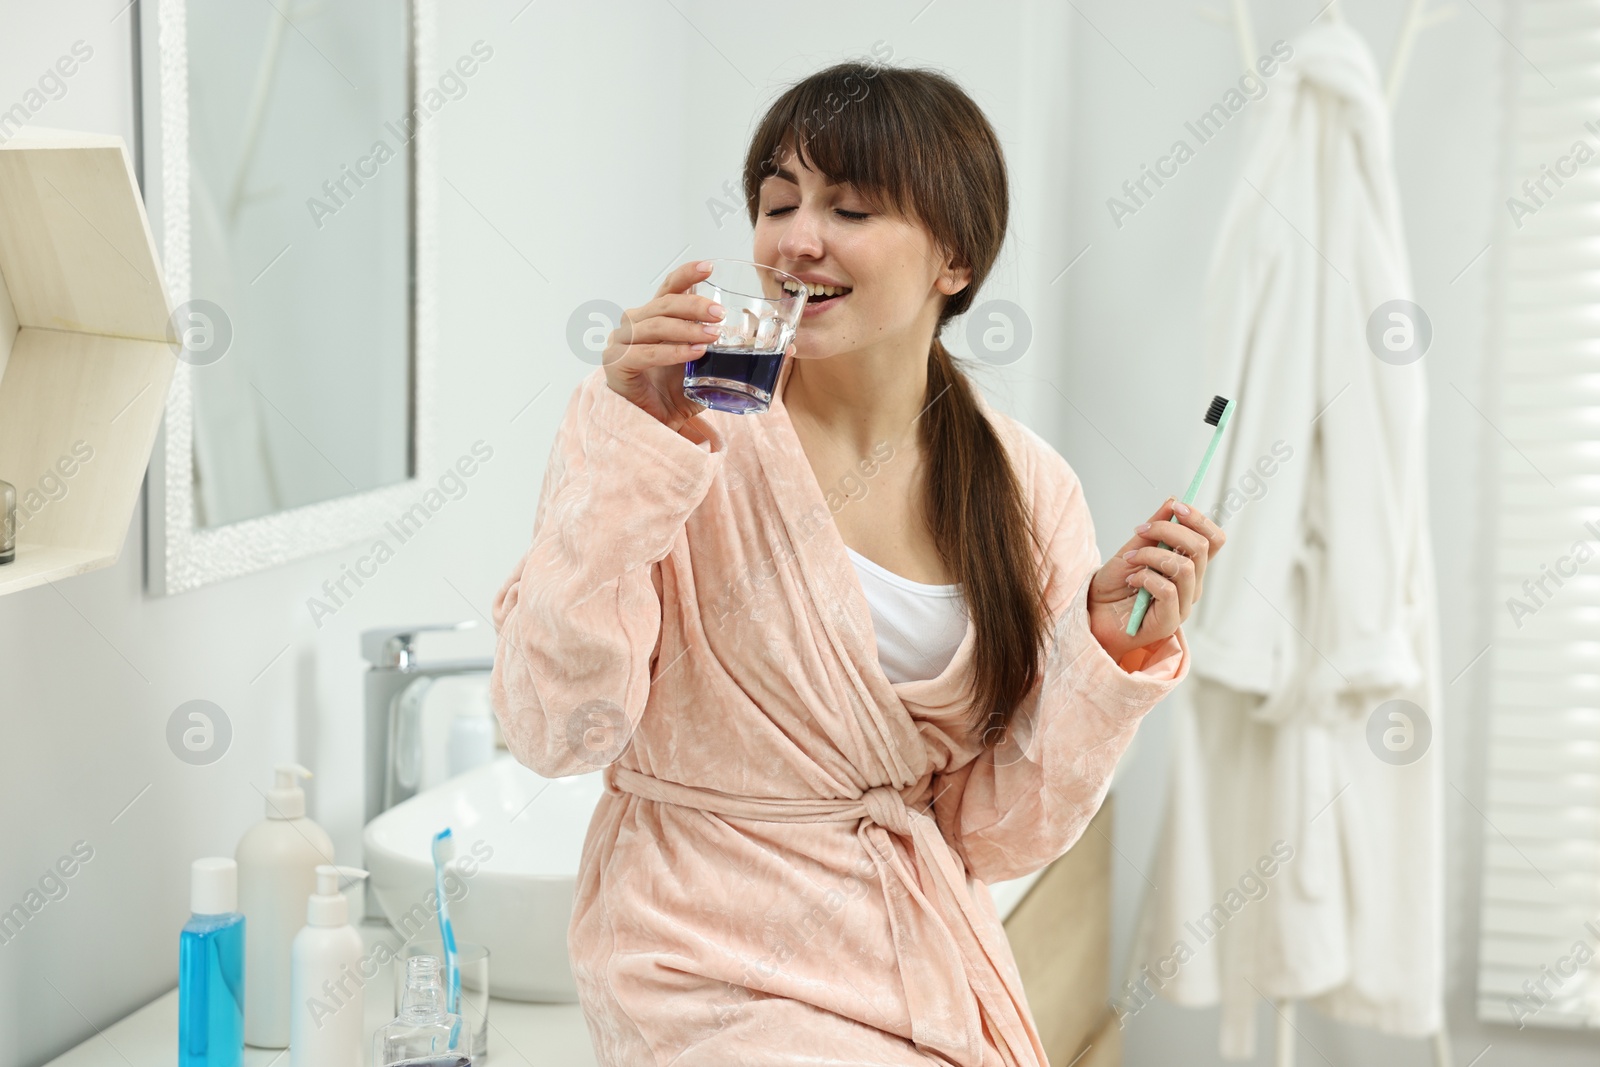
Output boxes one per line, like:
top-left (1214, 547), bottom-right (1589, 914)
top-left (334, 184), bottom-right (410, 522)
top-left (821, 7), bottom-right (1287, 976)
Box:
top-left (742, 61), bottom-right (1048, 749)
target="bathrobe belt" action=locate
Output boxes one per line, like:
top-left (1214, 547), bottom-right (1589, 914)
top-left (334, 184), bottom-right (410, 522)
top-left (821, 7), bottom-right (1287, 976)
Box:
top-left (605, 762), bottom-right (1050, 1067)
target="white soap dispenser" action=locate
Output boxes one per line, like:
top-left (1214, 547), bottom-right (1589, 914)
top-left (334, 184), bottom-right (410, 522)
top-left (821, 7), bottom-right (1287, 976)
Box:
top-left (447, 688), bottom-right (496, 779)
top-left (289, 865), bottom-right (369, 1067)
top-left (236, 763), bottom-right (336, 1048)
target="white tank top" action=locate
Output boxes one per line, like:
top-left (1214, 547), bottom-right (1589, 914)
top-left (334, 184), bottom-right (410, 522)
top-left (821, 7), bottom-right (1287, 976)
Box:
top-left (846, 546), bottom-right (969, 684)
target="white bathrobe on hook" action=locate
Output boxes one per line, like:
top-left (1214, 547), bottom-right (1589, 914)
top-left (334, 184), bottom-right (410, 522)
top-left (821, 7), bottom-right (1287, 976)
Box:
top-left (1126, 21), bottom-right (1444, 1059)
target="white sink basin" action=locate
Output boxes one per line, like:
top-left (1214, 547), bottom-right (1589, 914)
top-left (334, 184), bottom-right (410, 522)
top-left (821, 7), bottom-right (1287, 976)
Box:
top-left (362, 754), bottom-right (606, 1002)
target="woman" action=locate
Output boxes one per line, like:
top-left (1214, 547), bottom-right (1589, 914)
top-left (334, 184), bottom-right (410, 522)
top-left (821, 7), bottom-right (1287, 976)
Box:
top-left (491, 61), bottom-right (1224, 1066)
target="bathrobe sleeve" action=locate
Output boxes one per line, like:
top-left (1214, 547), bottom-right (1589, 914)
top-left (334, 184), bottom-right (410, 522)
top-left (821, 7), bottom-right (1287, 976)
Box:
top-left (935, 446), bottom-right (1190, 884)
top-left (490, 369), bottom-right (724, 779)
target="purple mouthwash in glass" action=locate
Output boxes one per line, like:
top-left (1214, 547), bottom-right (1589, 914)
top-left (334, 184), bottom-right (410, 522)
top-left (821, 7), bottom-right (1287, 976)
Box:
top-left (681, 273), bottom-right (802, 414)
top-left (683, 345), bottom-right (786, 414)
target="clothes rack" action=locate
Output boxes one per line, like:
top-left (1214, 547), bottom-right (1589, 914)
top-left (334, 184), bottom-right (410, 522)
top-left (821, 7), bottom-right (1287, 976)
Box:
top-left (1196, 0), bottom-right (1459, 107)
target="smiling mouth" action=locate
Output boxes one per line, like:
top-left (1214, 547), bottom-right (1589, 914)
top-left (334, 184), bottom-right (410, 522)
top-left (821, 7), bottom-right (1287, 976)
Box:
top-left (783, 281), bottom-right (853, 305)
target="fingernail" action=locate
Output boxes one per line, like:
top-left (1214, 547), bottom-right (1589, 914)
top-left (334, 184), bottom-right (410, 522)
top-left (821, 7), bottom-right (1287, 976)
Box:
top-left (691, 343), bottom-right (707, 353)
top-left (696, 260), bottom-right (713, 272)
top-left (1122, 550), bottom-right (1136, 561)
top-left (1174, 502), bottom-right (1191, 516)
top-left (709, 303), bottom-right (726, 320)
top-left (1137, 522), bottom-right (1151, 533)
top-left (704, 323), bottom-right (722, 335)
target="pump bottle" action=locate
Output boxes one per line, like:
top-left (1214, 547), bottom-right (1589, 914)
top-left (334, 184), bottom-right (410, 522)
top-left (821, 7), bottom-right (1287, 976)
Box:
top-left (289, 865), bottom-right (369, 1067)
top-left (236, 763), bottom-right (335, 1047)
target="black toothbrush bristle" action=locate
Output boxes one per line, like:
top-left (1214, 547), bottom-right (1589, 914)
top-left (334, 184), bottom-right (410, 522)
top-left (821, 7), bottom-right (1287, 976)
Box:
top-left (1204, 395), bottom-right (1229, 426)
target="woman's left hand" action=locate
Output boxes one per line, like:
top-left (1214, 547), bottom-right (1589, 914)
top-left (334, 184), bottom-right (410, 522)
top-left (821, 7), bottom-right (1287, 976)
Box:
top-left (1087, 497), bottom-right (1226, 665)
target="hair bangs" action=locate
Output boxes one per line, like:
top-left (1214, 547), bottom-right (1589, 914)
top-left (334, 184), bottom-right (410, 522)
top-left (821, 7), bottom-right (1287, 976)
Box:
top-left (742, 63), bottom-right (925, 231)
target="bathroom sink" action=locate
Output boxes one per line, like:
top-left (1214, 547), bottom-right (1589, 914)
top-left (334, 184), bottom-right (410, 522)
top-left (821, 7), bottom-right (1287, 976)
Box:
top-left (362, 753), bottom-right (606, 1002)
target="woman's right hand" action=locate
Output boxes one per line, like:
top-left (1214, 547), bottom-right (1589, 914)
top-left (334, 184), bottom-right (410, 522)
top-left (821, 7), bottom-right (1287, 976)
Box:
top-left (602, 260), bottom-right (794, 432)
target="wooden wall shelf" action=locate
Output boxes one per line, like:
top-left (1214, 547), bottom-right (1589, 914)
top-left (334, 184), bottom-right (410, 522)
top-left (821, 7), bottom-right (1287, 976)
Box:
top-left (0, 126), bottom-right (175, 596)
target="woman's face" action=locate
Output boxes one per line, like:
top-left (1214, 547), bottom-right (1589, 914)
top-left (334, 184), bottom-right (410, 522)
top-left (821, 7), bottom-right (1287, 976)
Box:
top-left (752, 142), bottom-right (969, 364)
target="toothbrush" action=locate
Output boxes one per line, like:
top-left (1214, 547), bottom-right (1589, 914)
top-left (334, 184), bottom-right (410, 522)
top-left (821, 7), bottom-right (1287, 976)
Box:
top-left (1125, 395), bottom-right (1235, 637)
top-left (431, 827), bottom-right (462, 1030)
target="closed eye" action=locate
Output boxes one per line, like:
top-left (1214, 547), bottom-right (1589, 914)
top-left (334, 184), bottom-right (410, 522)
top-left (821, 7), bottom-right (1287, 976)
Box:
top-left (763, 206), bottom-right (870, 220)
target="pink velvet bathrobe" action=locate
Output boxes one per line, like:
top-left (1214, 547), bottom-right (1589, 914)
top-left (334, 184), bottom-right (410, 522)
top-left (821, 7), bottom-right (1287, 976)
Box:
top-left (490, 358), bottom-right (1189, 1066)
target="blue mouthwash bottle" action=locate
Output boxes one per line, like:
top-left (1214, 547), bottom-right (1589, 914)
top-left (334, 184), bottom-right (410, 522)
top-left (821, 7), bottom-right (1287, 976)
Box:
top-left (179, 857), bottom-right (245, 1067)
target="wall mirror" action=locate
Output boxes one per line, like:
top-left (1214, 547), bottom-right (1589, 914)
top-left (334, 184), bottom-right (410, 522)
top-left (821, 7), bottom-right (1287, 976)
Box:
top-left (139, 0), bottom-right (439, 595)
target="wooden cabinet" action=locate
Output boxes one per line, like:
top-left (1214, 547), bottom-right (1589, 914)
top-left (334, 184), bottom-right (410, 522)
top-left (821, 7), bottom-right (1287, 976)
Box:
top-left (1004, 793), bottom-right (1119, 1067)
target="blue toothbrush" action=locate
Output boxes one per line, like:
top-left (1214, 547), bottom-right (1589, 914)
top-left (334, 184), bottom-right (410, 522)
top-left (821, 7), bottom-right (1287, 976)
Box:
top-left (431, 828), bottom-right (462, 1025)
top-left (1126, 395), bottom-right (1235, 636)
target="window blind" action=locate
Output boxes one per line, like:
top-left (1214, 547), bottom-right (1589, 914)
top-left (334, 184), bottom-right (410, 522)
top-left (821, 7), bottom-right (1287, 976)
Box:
top-left (1475, 0), bottom-right (1600, 1031)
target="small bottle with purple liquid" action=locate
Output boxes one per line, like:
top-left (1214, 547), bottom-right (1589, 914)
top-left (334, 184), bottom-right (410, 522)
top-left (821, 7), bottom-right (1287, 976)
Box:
top-left (374, 955), bottom-right (471, 1066)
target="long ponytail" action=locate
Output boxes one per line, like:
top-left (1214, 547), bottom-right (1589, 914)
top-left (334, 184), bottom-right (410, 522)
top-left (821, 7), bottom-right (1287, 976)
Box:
top-left (923, 338), bottom-right (1048, 744)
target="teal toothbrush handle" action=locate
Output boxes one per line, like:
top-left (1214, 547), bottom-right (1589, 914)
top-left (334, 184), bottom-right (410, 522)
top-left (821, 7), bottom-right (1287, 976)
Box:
top-left (1124, 405), bottom-right (1232, 637)
top-left (1125, 539), bottom-right (1172, 636)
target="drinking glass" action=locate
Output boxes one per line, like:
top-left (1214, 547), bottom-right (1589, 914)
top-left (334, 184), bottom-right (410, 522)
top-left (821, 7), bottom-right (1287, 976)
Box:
top-left (682, 258), bottom-right (810, 414)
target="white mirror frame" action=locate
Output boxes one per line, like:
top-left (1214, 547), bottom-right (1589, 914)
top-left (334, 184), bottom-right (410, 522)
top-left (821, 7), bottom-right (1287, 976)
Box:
top-left (139, 0), bottom-right (439, 596)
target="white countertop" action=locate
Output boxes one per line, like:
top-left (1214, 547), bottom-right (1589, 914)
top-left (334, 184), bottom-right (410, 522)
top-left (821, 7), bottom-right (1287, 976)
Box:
top-left (45, 875), bottom-right (1044, 1066)
top-left (44, 921), bottom-right (597, 1067)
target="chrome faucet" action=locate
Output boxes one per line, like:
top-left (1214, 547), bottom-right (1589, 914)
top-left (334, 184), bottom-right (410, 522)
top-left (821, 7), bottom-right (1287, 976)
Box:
top-left (360, 621), bottom-right (494, 826)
